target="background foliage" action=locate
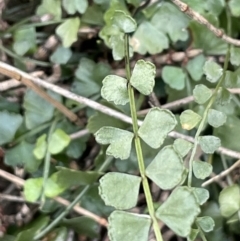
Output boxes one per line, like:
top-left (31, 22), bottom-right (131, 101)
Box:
top-left (0, 0), bottom-right (240, 241)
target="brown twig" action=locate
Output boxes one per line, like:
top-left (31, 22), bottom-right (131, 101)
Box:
top-left (171, 0), bottom-right (240, 46)
top-left (0, 62), bottom-right (83, 126)
top-left (202, 159), bottom-right (240, 187)
top-left (0, 168), bottom-right (108, 227)
top-left (0, 61), bottom-right (240, 159)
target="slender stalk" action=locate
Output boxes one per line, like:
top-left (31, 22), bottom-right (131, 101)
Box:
top-left (40, 118), bottom-right (58, 204)
top-left (188, 7), bottom-right (232, 187)
top-left (34, 156), bottom-right (113, 240)
top-left (124, 34), bottom-right (163, 241)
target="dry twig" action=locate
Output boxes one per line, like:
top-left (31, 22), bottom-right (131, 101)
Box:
top-left (0, 169), bottom-right (108, 227)
top-left (171, 0), bottom-right (240, 46)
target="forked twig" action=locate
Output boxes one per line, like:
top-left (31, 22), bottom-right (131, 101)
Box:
top-left (202, 159), bottom-right (240, 187)
top-left (171, 0), bottom-right (240, 46)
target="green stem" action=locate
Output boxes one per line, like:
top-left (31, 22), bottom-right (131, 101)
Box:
top-left (40, 118), bottom-right (58, 204)
top-left (34, 156), bottom-right (113, 240)
top-left (125, 34), bottom-right (163, 241)
top-left (187, 36), bottom-right (231, 187)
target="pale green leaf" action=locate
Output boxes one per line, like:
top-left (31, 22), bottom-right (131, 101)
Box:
top-left (162, 66), bottom-right (186, 90)
top-left (95, 127), bottom-right (134, 160)
top-left (205, 0), bottom-right (225, 15)
top-left (0, 111), bottom-right (23, 145)
top-left (13, 27), bottom-right (36, 56)
top-left (198, 135), bottom-right (221, 154)
top-left (56, 17), bottom-right (80, 48)
top-left (24, 178), bottom-right (43, 202)
top-left (108, 211), bottom-right (151, 241)
top-left (82, 4), bottom-right (104, 25)
top-left (75, 0), bottom-right (88, 14)
top-left (151, 2), bottom-right (189, 42)
top-left (196, 216), bottom-right (215, 232)
top-left (138, 107), bottom-right (177, 149)
top-left (48, 129), bottom-right (71, 154)
top-left (130, 60), bottom-right (156, 95)
top-left (33, 134), bottom-right (47, 160)
top-left (230, 46), bottom-right (240, 66)
top-left (101, 75), bottom-right (129, 105)
top-left (132, 21), bottom-right (169, 55)
top-left (192, 187), bottom-right (209, 205)
top-left (173, 138), bottom-right (193, 158)
top-left (187, 228), bottom-right (199, 241)
top-left (112, 10), bottom-right (136, 33)
top-left (203, 60), bottom-right (223, 83)
top-left (193, 84), bottom-right (212, 104)
top-left (126, 0), bottom-right (143, 7)
top-left (207, 109), bottom-right (227, 128)
top-left (180, 110), bottom-right (202, 130)
top-left (193, 160), bottom-right (213, 179)
top-left (229, 0), bottom-right (240, 16)
top-left (50, 46), bottom-right (72, 64)
top-left (146, 146), bottom-right (185, 190)
top-left (36, 0), bottom-right (61, 20)
top-left (62, 0), bottom-right (76, 14)
top-left (186, 54), bottom-right (206, 81)
top-left (216, 87), bottom-right (232, 105)
top-left (4, 141), bottom-right (41, 172)
top-left (219, 184), bottom-right (240, 218)
top-left (44, 173), bottom-right (66, 197)
top-left (156, 186), bottom-right (201, 237)
top-left (99, 172), bottom-right (141, 209)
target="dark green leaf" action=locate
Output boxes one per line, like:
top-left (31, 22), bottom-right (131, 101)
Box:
top-left (61, 217), bottom-right (99, 238)
top-left (162, 66), bottom-right (186, 90)
top-left (0, 111), bottom-right (23, 145)
top-left (99, 172), bottom-right (141, 209)
top-left (50, 46), bottom-right (72, 64)
top-left (13, 27), bottom-right (36, 56)
top-left (55, 166), bottom-right (102, 187)
top-left (5, 141), bottom-right (41, 172)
